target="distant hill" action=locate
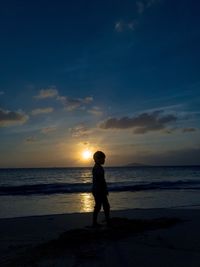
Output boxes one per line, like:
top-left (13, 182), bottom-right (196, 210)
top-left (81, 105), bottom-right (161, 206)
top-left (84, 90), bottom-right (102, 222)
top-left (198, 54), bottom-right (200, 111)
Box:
top-left (125, 163), bottom-right (150, 167)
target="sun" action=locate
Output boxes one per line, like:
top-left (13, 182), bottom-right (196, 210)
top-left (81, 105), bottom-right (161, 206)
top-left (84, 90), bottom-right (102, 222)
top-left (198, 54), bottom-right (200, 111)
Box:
top-left (82, 149), bottom-right (92, 160)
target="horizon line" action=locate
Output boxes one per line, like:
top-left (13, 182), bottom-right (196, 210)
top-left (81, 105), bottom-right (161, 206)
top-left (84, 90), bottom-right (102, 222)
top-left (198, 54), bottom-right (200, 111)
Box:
top-left (0, 164), bottom-right (200, 169)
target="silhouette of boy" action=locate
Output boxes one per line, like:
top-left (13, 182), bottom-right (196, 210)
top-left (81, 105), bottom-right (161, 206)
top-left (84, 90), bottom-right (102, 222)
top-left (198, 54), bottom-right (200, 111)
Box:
top-left (92, 151), bottom-right (110, 227)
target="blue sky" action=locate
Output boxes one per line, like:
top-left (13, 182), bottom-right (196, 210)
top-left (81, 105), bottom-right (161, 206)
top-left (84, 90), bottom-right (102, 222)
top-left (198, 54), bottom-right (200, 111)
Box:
top-left (0, 0), bottom-right (200, 167)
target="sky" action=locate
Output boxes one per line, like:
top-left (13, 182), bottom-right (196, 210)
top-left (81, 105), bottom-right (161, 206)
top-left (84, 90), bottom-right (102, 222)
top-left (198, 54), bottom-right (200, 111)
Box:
top-left (0, 0), bottom-right (200, 167)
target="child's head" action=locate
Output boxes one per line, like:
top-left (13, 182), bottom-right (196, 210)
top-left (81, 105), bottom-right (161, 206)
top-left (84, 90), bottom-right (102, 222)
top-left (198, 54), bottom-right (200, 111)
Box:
top-left (93, 151), bottom-right (106, 165)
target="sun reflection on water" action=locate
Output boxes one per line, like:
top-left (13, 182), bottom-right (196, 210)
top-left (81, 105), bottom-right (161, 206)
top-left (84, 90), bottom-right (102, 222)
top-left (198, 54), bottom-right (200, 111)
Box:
top-left (80, 170), bottom-right (92, 183)
top-left (79, 193), bottom-right (94, 212)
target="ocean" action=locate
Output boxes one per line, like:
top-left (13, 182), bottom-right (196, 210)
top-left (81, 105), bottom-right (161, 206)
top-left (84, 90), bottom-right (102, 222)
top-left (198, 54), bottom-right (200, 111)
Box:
top-left (0, 166), bottom-right (200, 218)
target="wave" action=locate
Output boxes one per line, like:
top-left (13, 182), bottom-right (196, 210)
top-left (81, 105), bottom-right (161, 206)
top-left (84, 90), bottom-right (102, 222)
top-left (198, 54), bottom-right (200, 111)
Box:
top-left (1, 180), bottom-right (200, 196)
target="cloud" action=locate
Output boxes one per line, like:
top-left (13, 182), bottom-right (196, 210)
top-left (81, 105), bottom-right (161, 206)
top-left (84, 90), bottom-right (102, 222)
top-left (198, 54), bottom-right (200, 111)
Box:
top-left (58, 96), bottom-right (93, 111)
top-left (88, 106), bottom-right (103, 116)
top-left (182, 128), bottom-right (197, 133)
top-left (136, 1), bottom-right (145, 14)
top-left (25, 136), bottom-right (37, 143)
top-left (136, 0), bottom-right (160, 14)
top-left (0, 108), bottom-right (29, 127)
top-left (69, 124), bottom-right (91, 138)
top-left (115, 21), bottom-right (124, 32)
top-left (35, 87), bottom-right (93, 112)
top-left (115, 20), bottom-right (138, 32)
top-left (41, 127), bottom-right (57, 134)
top-left (35, 88), bottom-right (58, 99)
top-left (115, 0), bottom-right (160, 33)
top-left (163, 129), bottom-right (174, 134)
top-left (31, 107), bottom-right (54, 115)
top-left (99, 111), bottom-right (177, 134)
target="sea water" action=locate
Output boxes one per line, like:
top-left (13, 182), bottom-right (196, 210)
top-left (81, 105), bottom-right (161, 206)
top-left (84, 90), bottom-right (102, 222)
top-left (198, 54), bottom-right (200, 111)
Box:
top-left (0, 166), bottom-right (200, 218)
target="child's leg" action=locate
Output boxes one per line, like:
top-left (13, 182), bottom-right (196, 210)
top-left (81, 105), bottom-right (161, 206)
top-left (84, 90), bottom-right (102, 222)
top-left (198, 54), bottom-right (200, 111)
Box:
top-left (93, 195), bottom-right (101, 226)
top-left (102, 196), bottom-right (110, 225)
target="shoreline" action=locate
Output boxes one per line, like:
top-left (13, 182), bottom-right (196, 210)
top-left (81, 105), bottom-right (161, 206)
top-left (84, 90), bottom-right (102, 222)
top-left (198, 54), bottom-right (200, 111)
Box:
top-left (1, 208), bottom-right (200, 266)
top-left (1, 205), bottom-right (200, 220)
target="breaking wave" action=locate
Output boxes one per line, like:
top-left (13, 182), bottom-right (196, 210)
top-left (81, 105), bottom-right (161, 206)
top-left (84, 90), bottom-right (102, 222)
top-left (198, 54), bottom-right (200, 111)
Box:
top-left (1, 180), bottom-right (200, 196)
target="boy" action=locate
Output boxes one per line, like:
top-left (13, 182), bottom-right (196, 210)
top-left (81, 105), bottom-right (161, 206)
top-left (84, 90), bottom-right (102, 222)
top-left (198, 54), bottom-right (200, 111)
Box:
top-left (92, 151), bottom-right (110, 227)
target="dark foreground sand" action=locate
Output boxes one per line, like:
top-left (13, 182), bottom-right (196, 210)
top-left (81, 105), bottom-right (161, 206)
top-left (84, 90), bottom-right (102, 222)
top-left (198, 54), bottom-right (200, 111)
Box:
top-left (0, 208), bottom-right (200, 267)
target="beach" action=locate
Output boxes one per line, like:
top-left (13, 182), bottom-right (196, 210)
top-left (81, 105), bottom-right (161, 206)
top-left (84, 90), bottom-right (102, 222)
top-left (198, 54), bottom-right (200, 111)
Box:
top-left (1, 208), bottom-right (200, 266)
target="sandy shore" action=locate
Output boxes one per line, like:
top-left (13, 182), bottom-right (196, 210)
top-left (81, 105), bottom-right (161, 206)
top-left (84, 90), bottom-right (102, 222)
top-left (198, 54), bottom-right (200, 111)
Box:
top-left (0, 208), bottom-right (200, 266)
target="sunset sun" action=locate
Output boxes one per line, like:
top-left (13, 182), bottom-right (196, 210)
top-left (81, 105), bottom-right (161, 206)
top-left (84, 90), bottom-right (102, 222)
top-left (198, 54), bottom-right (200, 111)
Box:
top-left (82, 149), bottom-right (92, 161)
